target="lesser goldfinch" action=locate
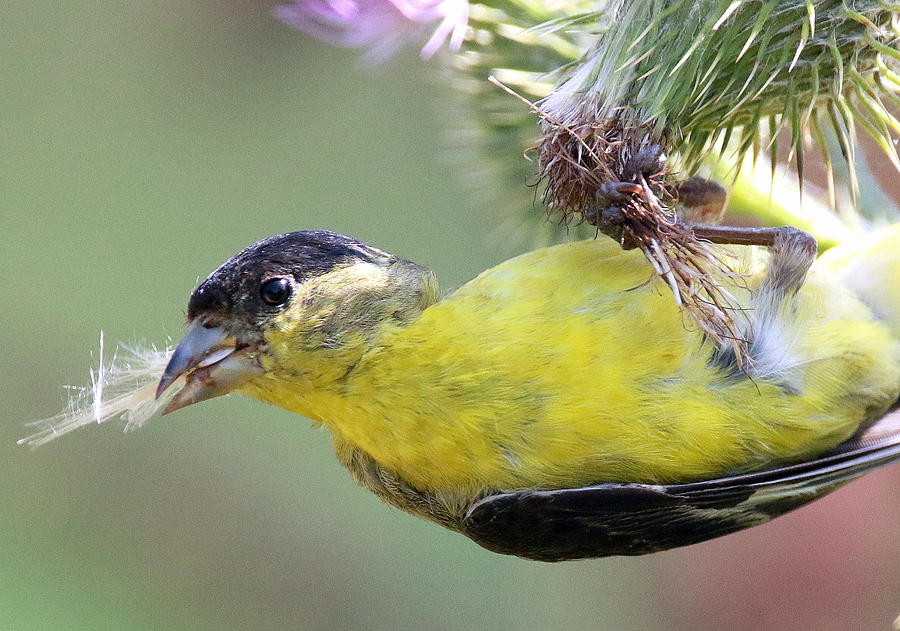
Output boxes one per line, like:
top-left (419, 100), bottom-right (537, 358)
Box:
top-left (155, 225), bottom-right (900, 560)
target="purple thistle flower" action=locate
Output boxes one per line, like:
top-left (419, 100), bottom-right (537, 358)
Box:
top-left (274, 0), bottom-right (469, 62)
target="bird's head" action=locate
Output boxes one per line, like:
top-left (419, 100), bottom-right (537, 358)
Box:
top-left (156, 230), bottom-right (438, 414)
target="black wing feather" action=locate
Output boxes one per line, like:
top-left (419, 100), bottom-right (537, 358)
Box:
top-left (461, 410), bottom-right (900, 561)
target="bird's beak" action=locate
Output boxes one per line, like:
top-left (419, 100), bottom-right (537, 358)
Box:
top-left (156, 320), bottom-right (264, 414)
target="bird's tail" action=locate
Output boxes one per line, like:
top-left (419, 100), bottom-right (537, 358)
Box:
top-left (816, 224), bottom-right (900, 339)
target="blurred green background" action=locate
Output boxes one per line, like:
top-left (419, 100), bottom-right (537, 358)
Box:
top-left (2, 3), bottom-right (898, 630)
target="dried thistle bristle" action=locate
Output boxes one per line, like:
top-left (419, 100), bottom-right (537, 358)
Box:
top-left (537, 116), bottom-right (659, 223)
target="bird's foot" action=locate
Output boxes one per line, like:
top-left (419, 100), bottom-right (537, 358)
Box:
top-left (690, 224), bottom-right (817, 296)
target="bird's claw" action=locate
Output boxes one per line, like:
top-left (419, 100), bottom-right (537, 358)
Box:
top-left (596, 181), bottom-right (646, 203)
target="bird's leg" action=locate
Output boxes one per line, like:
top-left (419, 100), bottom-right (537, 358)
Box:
top-left (691, 224), bottom-right (818, 298)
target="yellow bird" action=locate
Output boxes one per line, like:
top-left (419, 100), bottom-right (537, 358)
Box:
top-left (155, 225), bottom-right (900, 560)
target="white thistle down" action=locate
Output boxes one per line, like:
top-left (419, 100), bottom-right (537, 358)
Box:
top-left (19, 333), bottom-right (177, 447)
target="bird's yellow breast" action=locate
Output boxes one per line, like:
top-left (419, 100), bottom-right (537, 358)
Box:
top-left (248, 239), bottom-right (899, 495)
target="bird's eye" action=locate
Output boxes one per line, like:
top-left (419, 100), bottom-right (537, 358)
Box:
top-left (260, 277), bottom-right (292, 306)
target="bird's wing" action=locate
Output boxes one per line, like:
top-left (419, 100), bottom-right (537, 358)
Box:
top-left (461, 409), bottom-right (900, 561)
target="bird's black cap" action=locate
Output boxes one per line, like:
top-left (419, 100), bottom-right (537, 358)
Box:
top-left (187, 230), bottom-right (389, 323)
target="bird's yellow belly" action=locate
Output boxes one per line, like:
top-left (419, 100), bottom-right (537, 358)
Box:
top-left (269, 351), bottom-right (888, 494)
